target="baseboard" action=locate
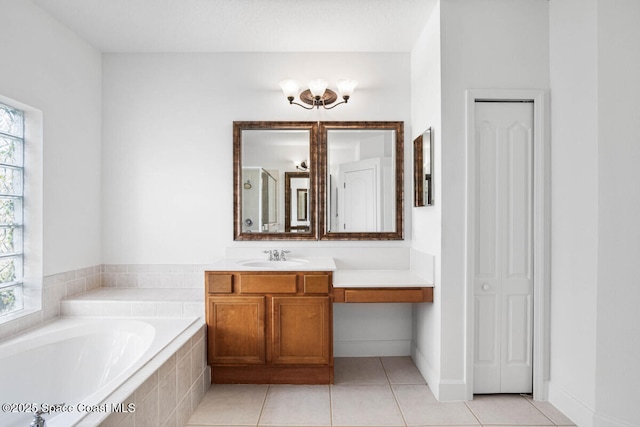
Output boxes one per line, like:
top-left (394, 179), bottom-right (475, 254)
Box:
top-left (548, 382), bottom-right (594, 427)
top-left (411, 343), bottom-right (469, 402)
top-left (437, 379), bottom-right (468, 402)
top-left (549, 382), bottom-right (638, 427)
top-left (411, 343), bottom-right (439, 391)
top-left (593, 413), bottom-right (640, 427)
top-left (334, 339), bottom-right (411, 357)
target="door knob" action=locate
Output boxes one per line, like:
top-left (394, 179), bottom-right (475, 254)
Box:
top-left (482, 283), bottom-right (490, 291)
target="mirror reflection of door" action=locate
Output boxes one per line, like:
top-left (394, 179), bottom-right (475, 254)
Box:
top-left (327, 128), bottom-right (396, 233)
top-left (261, 169), bottom-right (278, 231)
top-left (241, 167), bottom-right (278, 232)
top-left (338, 158), bottom-right (380, 232)
top-left (284, 171), bottom-right (310, 232)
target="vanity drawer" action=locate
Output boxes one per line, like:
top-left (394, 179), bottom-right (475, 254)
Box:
top-left (207, 273), bottom-right (234, 294)
top-left (303, 274), bottom-right (330, 294)
top-left (239, 274), bottom-right (298, 294)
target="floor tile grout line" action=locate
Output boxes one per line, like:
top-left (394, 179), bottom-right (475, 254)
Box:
top-left (379, 356), bottom-right (392, 384)
top-left (329, 383), bottom-right (334, 427)
top-left (521, 393), bottom-right (559, 426)
top-left (255, 384), bottom-right (270, 427)
top-left (388, 382), bottom-right (410, 427)
top-left (464, 399), bottom-right (484, 426)
top-left (380, 357), bottom-right (410, 427)
top-left (465, 394), bottom-right (560, 427)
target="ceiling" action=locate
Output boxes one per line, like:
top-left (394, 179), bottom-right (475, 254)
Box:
top-left (32, 0), bottom-right (437, 53)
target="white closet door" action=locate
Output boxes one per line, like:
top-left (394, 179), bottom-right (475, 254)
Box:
top-left (473, 101), bottom-right (533, 394)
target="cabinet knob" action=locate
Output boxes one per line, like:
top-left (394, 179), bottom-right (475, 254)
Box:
top-left (482, 283), bottom-right (490, 291)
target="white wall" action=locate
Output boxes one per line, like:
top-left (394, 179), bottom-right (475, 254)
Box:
top-left (549, 1), bottom-right (640, 426)
top-left (413, 0), bottom-right (550, 400)
top-left (101, 52), bottom-right (411, 264)
top-left (410, 1), bottom-right (443, 397)
top-left (548, 0), bottom-right (599, 423)
top-left (101, 52), bottom-right (415, 355)
top-left (595, 3), bottom-right (640, 425)
top-left (0, 0), bottom-right (102, 276)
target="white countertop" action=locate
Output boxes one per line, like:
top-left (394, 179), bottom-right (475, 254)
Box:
top-left (206, 256), bottom-right (337, 272)
top-left (206, 258), bottom-right (433, 288)
top-left (333, 270), bottom-right (433, 288)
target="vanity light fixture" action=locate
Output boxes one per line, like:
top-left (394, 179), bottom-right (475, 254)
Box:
top-left (279, 78), bottom-right (358, 110)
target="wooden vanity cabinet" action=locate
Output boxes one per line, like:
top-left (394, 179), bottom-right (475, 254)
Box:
top-left (205, 271), bottom-right (333, 384)
top-left (207, 296), bottom-right (266, 364)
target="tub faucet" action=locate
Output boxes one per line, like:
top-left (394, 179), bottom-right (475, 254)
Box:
top-left (30, 410), bottom-right (46, 427)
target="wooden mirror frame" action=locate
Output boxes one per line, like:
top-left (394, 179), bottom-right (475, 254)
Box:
top-left (318, 121), bottom-right (404, 240)
top-left (414, 127), bottom-right (433, 207)
top-left (233, 121), bottom-right (318, 240)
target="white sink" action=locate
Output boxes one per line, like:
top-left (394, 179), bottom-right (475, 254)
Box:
top-left (208, 257), bottom-right (336, 271)
top-left (239, 259), bottom-right (309, 268)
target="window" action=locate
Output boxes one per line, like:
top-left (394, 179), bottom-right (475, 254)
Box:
top-left (0, 103), bottom-right (24, 317)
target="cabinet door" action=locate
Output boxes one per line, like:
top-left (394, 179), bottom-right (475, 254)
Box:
top-left (207, 296), bottom-right (266, 365)
top-left (271, 296), bottom-right (331, 365)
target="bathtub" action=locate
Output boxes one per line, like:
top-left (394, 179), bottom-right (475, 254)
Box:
top-left (0, 316), bottom-right (199, 427)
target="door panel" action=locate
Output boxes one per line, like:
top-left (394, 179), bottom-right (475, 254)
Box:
top-left (506, 122), bottom-right (533, 279)
top-left (476, 121), bottom-right (499, 279)
top-left (473, 101), bottom-right (533, 394)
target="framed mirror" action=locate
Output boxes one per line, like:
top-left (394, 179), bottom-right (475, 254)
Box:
top-left (414, 127), bottom-right (433, 207)
top-left (319, 121), bottom-right (404, 240)
top-left (234, 121), bottom-right (318, 240)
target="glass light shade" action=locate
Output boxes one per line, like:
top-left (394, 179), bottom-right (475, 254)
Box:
top-left (279, 79), bottom-right (301, 98)
top-left (337, 79), bottom-right (358, 98)
top-left (308, 79), bottom-right (328, 98)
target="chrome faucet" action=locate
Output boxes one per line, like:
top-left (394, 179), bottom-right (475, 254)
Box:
top-left (263, 249), bottom-right (290, 261)
top-left (30, 411), bottom-right (46, 427)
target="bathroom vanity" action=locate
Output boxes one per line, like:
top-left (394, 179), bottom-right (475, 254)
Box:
top-left (205, 257), bottom-right (336, 384)
top-left (204, 256), bottom-right (433, 385)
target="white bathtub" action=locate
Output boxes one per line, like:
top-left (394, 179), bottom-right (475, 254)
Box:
top-left (0, 316), bottom-right (198, 427)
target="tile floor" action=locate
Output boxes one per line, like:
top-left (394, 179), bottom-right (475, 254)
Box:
top-left (186, 357), bottom-right (575, 427)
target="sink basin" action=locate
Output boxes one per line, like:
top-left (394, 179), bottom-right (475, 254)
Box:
top-left (208, 256), bottom-right (336, 271)
top-left (239, 259), bottom-right (308, 268)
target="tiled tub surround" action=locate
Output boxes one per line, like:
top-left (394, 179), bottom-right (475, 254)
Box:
top-left (100, 321), bottom-right (209, 427)
top-left (64, 263), bottom-right (208, 318)
top-left (61, 266), bottom-right (209, 426)
top-left (0, 317), bottom-right (207, 427)
top-left (1, 264), bottom-right (204, 341)
top-left (101, 264), bottom-right (210, 289)
top-left (0, 264), bottom-right (211, 427)
top-left (0, 265), bottom-right (101, 341)
top-left (61, 288), bottom-right (204, 318)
